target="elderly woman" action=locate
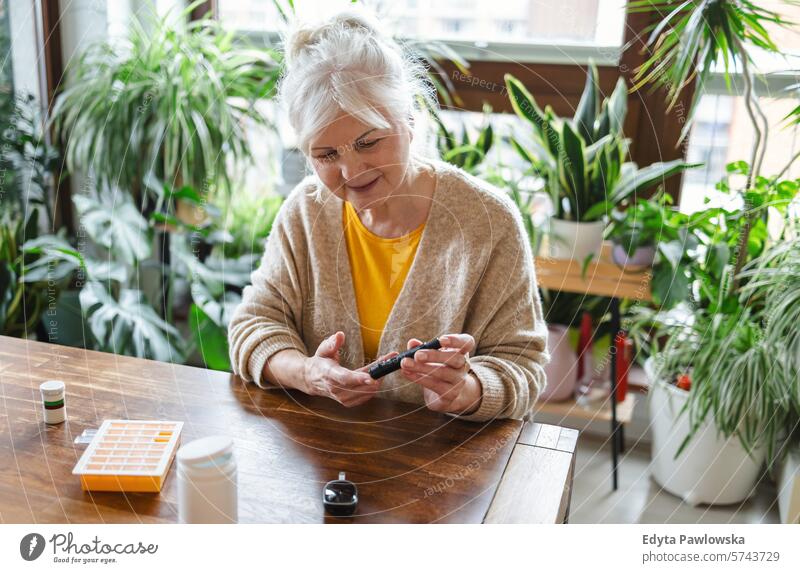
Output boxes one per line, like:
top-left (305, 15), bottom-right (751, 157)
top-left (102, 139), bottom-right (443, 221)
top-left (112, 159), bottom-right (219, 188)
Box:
top-left (228, 10), bottom-right (549, 422)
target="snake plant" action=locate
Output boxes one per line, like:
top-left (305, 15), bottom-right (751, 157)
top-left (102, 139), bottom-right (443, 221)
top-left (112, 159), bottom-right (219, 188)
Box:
top-left (505, 62), bottom-right (699, 222)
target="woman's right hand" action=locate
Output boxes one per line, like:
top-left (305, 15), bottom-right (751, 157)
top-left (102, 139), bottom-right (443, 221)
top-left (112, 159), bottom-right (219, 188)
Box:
top-left (303, 331), bottom-right (398, 408)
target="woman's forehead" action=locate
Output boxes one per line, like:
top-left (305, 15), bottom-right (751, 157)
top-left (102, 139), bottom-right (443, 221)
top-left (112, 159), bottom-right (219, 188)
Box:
top-left (310, 111), bottom-right (392, 149)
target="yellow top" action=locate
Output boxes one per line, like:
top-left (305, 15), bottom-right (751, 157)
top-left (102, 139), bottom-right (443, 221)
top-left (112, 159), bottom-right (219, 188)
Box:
top-left (343, 201), bottom-right (425, 362)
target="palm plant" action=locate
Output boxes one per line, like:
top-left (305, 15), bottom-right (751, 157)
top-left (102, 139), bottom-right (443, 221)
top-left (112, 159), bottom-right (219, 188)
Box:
top-left (51, 2), bottom-right (280, 207)
top-left (505, 62), bottom-right (698, 222)
top-left (630, 0), bottom-right (797, 286)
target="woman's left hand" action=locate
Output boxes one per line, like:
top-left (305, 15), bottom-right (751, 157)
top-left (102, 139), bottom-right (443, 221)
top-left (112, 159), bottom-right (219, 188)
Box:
top-left (400, 333), bottom-right (482, 415)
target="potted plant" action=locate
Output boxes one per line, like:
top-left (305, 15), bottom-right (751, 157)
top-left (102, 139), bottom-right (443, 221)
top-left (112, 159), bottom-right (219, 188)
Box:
top-left (0, 208), bottom-right (84, 339)
top-left (630, 0), bottom-right (800, 505)
top-left (504, 62), bottom-right (697, 262)
top-left (607, 196), bottom-right (666, 269)
top-left (430, 102), bottom-right (495, 176)
top-left (606, 192), bottom-right (709, 310)
top-left (51, 4), bottom-right (279, 209)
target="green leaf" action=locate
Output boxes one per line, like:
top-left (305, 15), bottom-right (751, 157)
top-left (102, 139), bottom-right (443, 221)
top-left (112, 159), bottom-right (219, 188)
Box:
top-left (658, 240), bottom-right (683, 270)
top-left (583, 200), bottom-right (613, 222)
top-left (73, 192), bottom-right (151, 266)
top-left (558, 122), bottom-right (588, 217)
top-left (651, 264), bottom-right (689, 309)
top-left (605, 77), bottom-right (628, 136)
top-left (727, 160), bottom-right (749, 175)
top-left (190, 303), bottom-right (232, 371)
top-left (505, 74), bottom-right (549, 135)
top-left (79, 281), bottom-right (183, 362)
top-left (21, 236), bottom-right (85, 283)
top-left (708, 242), bottom-right (730, 278)
top-left (573, 62), bottom-right (600, 143)
top-left (0, 263), bottom-right (15, 332)
top-left (610, 160), bottom-right (702, 204)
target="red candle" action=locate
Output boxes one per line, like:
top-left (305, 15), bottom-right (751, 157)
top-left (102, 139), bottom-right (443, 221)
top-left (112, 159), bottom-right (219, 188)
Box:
top-left (614, 332), bottom-right (632, 402)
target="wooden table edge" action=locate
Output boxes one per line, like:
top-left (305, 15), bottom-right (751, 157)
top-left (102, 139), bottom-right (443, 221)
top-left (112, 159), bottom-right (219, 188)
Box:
top-left (482, 422), bottom-right (579, 524)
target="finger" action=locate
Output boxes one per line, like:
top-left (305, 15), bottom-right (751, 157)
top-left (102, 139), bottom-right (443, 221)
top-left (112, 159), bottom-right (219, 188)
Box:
top-left (317, 331), bottom-right (345, 359)
top-left (341, 391), bottom-right (377, 408)
top-left (401, 357), bottom-right (465, 385)
top-left (406, 371), bottom-right (459, 398)
top-left (338, 380), bottom-right (380, 403)
top-left (406, 338), bottom-right (424, 350)
top-left (413, 349), bottom-right (468, 369)
top-left (330, 385), bottom-right (376, 406)
top-left (356, 351), bottom-right (399, 373)
top-left (438, 333), bottom-right (475, 354)
top-left (331, 365), bottom-right (375, 388)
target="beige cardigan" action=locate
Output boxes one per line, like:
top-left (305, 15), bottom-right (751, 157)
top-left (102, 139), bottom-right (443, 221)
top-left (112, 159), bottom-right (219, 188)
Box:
top-left (228, 158), bottom-right (549, 422)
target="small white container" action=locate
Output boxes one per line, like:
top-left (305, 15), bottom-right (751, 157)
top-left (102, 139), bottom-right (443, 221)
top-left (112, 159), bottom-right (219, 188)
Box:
top-left (39, 380), bottom-right (66, 424)
top-left (177, 436), bottom-right (238, 523)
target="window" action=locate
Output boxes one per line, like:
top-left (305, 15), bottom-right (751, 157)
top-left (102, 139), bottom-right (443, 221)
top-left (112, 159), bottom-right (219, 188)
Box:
top-left (218, 0), bottom-right (628, 64)
top-left (1, 0), bottom-right (42, 102)
top-left (680, 94), bottom-right (799, 214)
top-left (678, 0), bottom-right (800, 213)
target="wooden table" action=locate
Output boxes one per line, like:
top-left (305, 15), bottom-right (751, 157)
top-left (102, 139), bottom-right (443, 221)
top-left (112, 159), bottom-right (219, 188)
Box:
top-left (0, 336), bottom-right (578, 524)
top-left (535, 241), bottom-right (652, 490)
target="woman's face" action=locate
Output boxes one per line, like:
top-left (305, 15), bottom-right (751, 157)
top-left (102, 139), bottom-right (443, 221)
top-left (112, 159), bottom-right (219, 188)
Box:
top-left (307, 110), bottom-right (413, 211)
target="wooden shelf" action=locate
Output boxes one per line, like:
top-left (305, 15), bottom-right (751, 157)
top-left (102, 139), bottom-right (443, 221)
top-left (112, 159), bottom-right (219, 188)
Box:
top-left (535, 389), bottom-right (637, 425)
top-left (535, 242), bottom-right (653, 302)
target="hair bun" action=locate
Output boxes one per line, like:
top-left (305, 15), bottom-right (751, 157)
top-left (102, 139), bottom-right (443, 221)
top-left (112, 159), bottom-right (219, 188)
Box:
top-left (284, 10), bottom-right (383, 66)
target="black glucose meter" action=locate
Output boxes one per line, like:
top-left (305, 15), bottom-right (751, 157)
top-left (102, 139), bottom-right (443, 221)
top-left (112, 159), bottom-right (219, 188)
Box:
top-left (323, 472), bottom-right (358, 516)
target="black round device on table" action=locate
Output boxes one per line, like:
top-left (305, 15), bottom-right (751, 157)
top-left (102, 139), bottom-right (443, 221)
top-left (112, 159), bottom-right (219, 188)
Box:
top-left (323, 472), bottom-right (358, 516)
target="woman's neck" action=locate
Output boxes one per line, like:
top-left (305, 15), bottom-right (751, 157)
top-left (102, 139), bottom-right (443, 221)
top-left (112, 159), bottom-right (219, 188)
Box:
top-left (356, 161), bottom-right (435, 238)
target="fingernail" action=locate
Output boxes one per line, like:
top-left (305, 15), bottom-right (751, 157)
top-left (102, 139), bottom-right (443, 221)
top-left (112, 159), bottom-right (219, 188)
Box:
top-left (439, 336), bottom-right (450, 344)
top-left (416, 351), bottom-right (428, 361)
top-left (401, 358), bottom-right (412, 368)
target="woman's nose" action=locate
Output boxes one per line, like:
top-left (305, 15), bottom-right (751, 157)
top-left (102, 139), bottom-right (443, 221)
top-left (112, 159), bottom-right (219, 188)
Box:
top-left (339, 151), bottom-right (368, 181)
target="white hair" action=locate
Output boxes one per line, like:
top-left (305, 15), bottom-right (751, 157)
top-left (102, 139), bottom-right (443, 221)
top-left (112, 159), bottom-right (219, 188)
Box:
top-left (277, 9), bottom-right (437, 155)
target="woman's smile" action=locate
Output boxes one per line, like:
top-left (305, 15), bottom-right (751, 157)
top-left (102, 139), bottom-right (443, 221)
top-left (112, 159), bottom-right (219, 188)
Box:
top-left (346, 175), bottom-right (381, 193)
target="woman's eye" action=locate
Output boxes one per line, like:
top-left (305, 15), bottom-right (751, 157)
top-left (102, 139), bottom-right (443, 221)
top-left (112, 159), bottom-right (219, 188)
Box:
top-left (356, 139), bottom-right (379, 150)
top-left (316, 151), bottom-right (337, 161)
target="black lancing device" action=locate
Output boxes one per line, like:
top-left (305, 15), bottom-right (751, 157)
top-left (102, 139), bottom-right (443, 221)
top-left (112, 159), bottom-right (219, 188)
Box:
top-left (368, 337), bottom-right (442, 380)
top-left (323, 472), bottom-right (358, 516)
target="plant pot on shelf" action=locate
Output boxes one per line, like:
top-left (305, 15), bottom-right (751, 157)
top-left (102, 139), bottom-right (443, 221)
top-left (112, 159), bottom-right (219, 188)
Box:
top-left (611, 242), bottom-right (656, 269)
top-left (777, 449), bottom-right (800, 523)
top-left (645, 358), bottom-right (766, 506)
top-left (549, 218), bottom-right (605, 261)
top-left (540, 324), bottom-right (578, 402)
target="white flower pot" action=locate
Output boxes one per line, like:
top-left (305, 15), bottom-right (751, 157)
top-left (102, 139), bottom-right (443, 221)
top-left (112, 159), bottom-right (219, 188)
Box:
top-left (777, 449), bottom-right (800, 523)
top-left (540, 324), bottom-right (578, 402)
top-left (549, 218), bottom-right (605, 261)
top-left (646, 358), bottom-right (766, 506)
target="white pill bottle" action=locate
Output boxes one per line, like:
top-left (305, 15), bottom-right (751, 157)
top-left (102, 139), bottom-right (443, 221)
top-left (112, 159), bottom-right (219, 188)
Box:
top-left (176, 436), bottom-right (238, 523)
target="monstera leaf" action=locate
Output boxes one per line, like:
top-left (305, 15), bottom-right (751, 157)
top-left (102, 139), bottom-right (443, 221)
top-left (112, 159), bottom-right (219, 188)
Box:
top-left (73, 191), bottom-right (151, 266)
top-left (79, 281), bottom-right (182, 362)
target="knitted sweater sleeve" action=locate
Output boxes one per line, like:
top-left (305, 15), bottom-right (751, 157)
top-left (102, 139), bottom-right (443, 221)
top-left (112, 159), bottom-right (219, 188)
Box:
top-left (228, 196), bottom-right (309, 388)
top-left (452, 201), bottom-right (550, 422)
